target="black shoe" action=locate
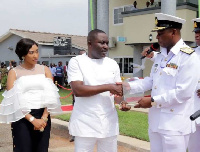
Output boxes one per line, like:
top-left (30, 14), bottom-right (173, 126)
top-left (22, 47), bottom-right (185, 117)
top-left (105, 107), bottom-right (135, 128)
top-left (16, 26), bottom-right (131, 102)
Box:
top-left (70, 136), bottom-right (75, 142)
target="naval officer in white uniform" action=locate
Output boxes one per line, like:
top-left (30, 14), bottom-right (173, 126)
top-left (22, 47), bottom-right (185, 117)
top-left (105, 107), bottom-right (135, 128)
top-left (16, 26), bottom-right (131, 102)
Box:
top-left (188, 18), bottom-right (200, 152)
top-left (126, 13), bottom-right (200, 152)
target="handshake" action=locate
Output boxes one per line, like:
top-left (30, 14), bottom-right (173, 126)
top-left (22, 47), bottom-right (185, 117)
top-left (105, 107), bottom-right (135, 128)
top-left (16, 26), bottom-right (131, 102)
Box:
top-left (113, 77), bottom-right (151, 110)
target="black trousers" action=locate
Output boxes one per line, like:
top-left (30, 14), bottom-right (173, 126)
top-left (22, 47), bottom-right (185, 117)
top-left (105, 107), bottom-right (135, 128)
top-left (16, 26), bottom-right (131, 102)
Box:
top-left (11, 108), bottom-right (51, 152)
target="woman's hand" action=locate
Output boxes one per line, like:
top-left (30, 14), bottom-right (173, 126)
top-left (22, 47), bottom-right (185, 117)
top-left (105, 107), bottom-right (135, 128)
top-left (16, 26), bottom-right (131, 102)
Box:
top-left (32, 118), bottom-right (47, 131)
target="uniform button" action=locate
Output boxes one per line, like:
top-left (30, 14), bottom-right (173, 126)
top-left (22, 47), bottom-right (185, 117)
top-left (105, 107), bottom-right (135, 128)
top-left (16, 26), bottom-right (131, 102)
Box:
top-left (165, 58), bottom-right (167, 61)
top-left (13, 145), bottom-right (15, 148)
top-left (170, 109), bottom-right (174, 112)
top-left (159, 104), bottom-right (162, 107)
top-left (154, 86), bottom-right (157, 89)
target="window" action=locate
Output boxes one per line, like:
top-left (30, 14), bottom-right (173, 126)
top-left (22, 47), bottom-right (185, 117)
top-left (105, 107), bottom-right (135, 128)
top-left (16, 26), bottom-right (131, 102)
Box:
top-left (114, 7), bottom-right (124, 24)
top-left (114, 57), bottom-right (133, 74)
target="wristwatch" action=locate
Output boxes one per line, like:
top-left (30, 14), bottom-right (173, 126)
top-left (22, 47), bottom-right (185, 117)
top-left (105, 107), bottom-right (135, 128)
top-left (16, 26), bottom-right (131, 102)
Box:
top-left (29, 116), bottom-right (35, 122)
top-left (151, 97), bottom-right (157, 106)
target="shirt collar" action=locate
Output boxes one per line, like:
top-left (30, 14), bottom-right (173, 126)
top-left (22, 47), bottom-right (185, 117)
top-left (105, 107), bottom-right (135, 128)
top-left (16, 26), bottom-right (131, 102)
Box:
top-left (160, 38), bottom-right (185, 56)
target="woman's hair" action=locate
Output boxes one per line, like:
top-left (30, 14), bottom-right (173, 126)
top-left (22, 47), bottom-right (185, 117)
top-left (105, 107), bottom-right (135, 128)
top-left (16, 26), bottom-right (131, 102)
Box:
top-left (15, 38), bottom-right (38, 60)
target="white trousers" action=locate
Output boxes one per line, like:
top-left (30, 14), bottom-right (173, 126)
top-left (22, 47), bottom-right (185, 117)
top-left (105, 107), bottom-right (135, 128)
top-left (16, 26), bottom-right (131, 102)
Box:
top-left (188, 125), bottom-right (200, 152)
top-left (74, 135), bottom-right (117, 152)
top-left (149, 129), bottom-right (190, 152)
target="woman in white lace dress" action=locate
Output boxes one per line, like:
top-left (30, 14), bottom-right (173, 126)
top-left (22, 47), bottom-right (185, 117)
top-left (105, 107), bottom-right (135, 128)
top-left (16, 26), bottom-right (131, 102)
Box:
top-left (0, 38), bottom-right (62, 152)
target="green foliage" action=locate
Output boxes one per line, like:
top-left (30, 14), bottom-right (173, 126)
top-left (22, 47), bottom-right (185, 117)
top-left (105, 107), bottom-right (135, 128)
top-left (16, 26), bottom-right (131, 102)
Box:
top-left (55, 113), bottom-right (71, 121)
top-left (58, 88), bottom-right (73, 105)
top-left (55, 108), bottom-right (149, 142)
top-left (117, 108), bottom-right (149, 141)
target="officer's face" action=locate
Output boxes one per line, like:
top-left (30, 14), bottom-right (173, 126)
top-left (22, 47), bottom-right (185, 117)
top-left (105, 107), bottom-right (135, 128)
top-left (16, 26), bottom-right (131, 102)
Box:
top-left (156, 28), bottom-right (174, 49)
top-left (88, 33), bottom-right (109, 59)
top-left (195, 31), bottom-right (200, 46)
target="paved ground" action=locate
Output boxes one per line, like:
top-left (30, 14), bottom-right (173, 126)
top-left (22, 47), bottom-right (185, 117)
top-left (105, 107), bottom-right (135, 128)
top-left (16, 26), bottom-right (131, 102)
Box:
top-left (0, 123), bottom-right (136, 152)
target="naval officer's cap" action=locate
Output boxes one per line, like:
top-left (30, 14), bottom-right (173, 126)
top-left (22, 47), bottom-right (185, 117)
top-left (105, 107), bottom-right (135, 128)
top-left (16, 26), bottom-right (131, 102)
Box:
top-left (191, 18), bottom-right (200, 32)
top-left (152, 13), bottom-right (186, 32)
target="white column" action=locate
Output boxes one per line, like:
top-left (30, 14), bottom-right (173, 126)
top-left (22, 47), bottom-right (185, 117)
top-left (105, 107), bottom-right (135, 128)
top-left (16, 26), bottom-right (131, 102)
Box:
top-left (161, 0), bottom-right (176, 16)
top-left (97, 0), bottom-right (109, 35)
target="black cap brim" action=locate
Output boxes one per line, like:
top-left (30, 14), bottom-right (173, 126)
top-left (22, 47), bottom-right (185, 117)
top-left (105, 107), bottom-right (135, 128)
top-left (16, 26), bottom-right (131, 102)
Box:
top-left (193, 28), bottom-right (200, 32)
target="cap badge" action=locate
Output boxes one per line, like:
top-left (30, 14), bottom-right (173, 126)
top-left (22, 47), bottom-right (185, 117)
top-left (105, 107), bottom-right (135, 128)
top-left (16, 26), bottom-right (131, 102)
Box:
top-left (194, 21), bottom-right (197, 28)
top-left (155, 18), bottom-right (158, 26)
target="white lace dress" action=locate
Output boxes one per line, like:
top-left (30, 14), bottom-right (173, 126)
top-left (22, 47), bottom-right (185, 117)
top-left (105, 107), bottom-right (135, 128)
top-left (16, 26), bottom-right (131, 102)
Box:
top-left (0, 64), bottom-right (62, 124)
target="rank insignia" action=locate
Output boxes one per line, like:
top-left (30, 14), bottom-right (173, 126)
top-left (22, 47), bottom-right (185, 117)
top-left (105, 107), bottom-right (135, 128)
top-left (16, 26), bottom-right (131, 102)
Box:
top-left (180, 47), bottom-right (194, 55)
top-left (166, 63), bottom-right (178, 69)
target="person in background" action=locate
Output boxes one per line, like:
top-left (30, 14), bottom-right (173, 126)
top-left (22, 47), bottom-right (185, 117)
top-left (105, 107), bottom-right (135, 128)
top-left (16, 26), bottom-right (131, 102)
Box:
top-left (42, 61), bottom-right (46, 66)
top-left (146, 1), bottom-right (150, 8)
top-left (55, 61), bottom-right (64, 88)
top-left (63, 61), bottom-right (68, 86)
top-left (187, 18), bottom-right (200, 152)
top-left (78, 49), bottom-right (86, 55)
top-left (0, 62), bottom-right (8, 90)
top-left (125, 13), bottom-right (200, 152)
top-left (0, 38), bottom-right (62, 152)
top-left (49, 63), bottom-right (56, 81)
top-left (131, 1), bottom-right (138, 11)
top-left (67, 29), bottom-right (126, 151)
top-left (7, 60), bottom-right (13, 71)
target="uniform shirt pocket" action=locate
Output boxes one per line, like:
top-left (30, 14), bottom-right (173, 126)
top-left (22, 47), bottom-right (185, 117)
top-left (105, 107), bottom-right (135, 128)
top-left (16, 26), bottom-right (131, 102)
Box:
top-left (163, 67), bottom-right (177, 77)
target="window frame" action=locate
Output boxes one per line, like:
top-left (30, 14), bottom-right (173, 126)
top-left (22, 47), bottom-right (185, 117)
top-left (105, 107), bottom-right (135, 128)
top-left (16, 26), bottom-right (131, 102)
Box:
top-left (113, 6), bottom-right (124, 25)
top-left (113, 56), bottom-right (133, 75)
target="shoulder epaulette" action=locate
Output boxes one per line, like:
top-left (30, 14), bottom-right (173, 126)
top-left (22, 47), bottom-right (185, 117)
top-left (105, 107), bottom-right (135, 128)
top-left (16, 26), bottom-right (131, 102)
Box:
top-left (180, 47), bottom-right (194, 55)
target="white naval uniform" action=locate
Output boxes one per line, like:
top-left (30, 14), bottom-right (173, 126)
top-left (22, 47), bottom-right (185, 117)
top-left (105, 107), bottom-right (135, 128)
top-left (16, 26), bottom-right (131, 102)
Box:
top-left (67, 53), bottom-right (121, 152)
top-left (129, 39), bottom-right (200, 152)
top-left (188, 46), bottom-right (200, 152)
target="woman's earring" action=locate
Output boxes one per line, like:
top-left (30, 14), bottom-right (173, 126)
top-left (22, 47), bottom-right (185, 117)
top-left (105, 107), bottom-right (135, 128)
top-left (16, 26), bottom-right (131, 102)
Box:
top-left (22, 56), bottom-right (25, 60)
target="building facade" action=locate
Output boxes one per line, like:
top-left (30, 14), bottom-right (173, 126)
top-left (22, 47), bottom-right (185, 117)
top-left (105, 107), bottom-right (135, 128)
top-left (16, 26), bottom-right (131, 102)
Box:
top-left (0, 29), bottom-right (87, 66)
top-left (103, 0), bottom-right (198, 78)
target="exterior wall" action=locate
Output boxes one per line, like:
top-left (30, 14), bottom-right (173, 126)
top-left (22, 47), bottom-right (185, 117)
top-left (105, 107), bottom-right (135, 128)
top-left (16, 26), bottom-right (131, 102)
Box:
top-left (0, 34), bottom-right (82, 67)
top-left (0, 35), bottom-right (22, 65)
top-left (109, 0), bottom-right (147, 58)
top-left (109, 0), bottom-right (197, 78)
top-left (178, 9), bottom-right (196, 42)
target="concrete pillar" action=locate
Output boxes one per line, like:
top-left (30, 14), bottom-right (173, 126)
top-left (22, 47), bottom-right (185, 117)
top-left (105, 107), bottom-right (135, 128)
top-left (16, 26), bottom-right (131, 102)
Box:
top-left (133, 45), bottom-right (143, 77)
top-left (88, 0), bottom-right (97, 33)
top-left (161, 0), bottom-right (176, 16)
top-left (97, 0), bottom-right (109, 35)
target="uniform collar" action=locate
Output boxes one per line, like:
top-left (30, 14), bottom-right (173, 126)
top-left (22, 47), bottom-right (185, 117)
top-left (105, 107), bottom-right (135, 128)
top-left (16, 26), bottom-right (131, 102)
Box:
top-left (160, 38), bottom-right (185, 56)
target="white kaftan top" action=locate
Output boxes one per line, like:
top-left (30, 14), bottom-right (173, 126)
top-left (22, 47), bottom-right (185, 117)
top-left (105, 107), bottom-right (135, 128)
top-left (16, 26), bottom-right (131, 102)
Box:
top-left (67, 54), bottom-right (121, 138)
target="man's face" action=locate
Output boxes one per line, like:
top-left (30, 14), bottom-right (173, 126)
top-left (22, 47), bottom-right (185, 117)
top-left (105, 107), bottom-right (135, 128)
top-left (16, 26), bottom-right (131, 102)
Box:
top-left (195, 31), bottom-right (200, 46)
top-left (156, 28), bottom-right (174, 49)
top-left (89, 33), bottom-right (109, 59)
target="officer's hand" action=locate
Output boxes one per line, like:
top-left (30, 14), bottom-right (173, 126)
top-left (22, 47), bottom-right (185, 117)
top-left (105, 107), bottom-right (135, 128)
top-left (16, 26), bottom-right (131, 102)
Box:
top-left (134, 97), bottom-right (152, 108)
top-left (119, 101), bottom-right (131, 111)
top-left (141, 47), bottom-right (154, 59)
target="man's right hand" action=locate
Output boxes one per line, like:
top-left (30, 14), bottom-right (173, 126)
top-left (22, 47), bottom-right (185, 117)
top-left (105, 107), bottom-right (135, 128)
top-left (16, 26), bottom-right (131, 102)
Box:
top-left (141, 47), bottom-right (154, 59)
top-left (110, 83), bottom-right (123, 96)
